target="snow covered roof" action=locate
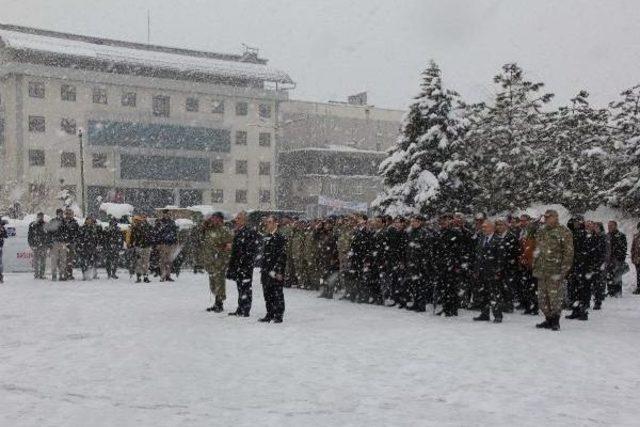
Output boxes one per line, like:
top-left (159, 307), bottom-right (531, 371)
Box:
top-left (285, 145), bottom-right (386, 155)
top-left (0, 24), bottom-right (294, 85)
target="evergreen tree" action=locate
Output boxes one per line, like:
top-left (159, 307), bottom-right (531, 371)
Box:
top-left (466, 63), bottom-right (554, 214)
top-left (543, 91), bottom-right (615, 213)
top-left (374, 61), bottom-right (472, 215)
top-left (602, 85), bottom-right (640, 214)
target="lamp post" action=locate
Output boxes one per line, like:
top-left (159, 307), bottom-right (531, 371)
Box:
top-left (78, 128), bottom-right (86, 216)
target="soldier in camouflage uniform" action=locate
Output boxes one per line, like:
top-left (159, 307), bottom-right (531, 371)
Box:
top-left (533, 209), bottom-right (574, 331)
top-left (200, 212), bottom-right (234, 313)
top-left (290, 220), bottom-right (308, 288)
top-left (280, 217), bottom-right (296, 288)
top-left (304, 220), bottom-right (321, 290)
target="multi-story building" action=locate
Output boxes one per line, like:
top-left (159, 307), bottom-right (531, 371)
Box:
top-left (277, 98), bottom-right (403, 216)
top-left (0, 23), bottom-right (293, 216)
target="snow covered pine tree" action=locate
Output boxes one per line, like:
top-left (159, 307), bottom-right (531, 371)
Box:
top-left (605, 84), bottom-right (640, 215)
top-left (543, 90), bottom-right (616, 214)
top-left (374, 61), bottom-right (474, 216)
top-left (465, 63), bottom-right (554, 214)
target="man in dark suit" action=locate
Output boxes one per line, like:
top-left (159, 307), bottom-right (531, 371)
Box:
top-left (259, 215), bottom-right (287, 323)
top-left (473, 220), bottom-right (505, 323)
top-left (227, 211), bottom-right (261, 317)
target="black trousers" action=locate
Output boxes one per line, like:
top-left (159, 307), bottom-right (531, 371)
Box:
top-left (234, 274), bottom-right (253, 315)
top-left (261, 271), bottom-right (285, 320)
top-left (477, 276), bottom-right (503, 319)
top-left (440, 271), bottom-right (460, 315)
top-left (105, 251), bottom-right (119, 277)
top-left (575, 271), bottom-right (592, 312)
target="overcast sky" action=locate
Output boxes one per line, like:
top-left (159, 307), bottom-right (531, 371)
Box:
top-left (1, 0), bottom-right (639, 110)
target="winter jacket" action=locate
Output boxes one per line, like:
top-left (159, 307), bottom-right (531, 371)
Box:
top-left (317, 231), bottom-right (340, 273)
top-left (129, 222), bottom-right (154, 248)
top-left (45, 217), bottom-right (66, 244)
top-left (533, 224), bottom-right (574, 279)
top-left (62, 219), bottom-right (80, 245)
top-left (518, 228), bottom-right (536, 270)
top-left (77, 224), bottom-right (101, 260)
top-left (0, 224), bottom-right (7, 248)
top-left (261, 230), bottom-right (287, 277)
top-left (631, 233), bottom-right (640, 265)
top-left (227, 226), bottom-right (260, 280)
top-left (28, 220), bottom-right (49, 248)
top-left (102, 225), bottom-right (124, 252)
top-left (498, 231), bottom-right (520, 272)
top-left (405, 227), bottom-right (432, 279)
top-left (154, 218), bottom-right (178, 245)
top-left (607, 230), bottom-right (627, 265)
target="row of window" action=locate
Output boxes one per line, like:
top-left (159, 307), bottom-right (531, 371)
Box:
top-left (27, 115), bottom-right (271, 147)
top-left (27, 81), bottom-right (272, 118)
top-left (29, 149), bottom-right (107, 168)
top-left (28, 150), bottom-right (271, 175)
top-left (211, 189), bottom-right (271, 204)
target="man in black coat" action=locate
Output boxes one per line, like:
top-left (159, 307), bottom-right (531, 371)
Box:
top-left (62, 208), bottom-right (80, 280)
top-left (28, 212), bottom-right (49, 279)
top-left (0, 219), bottom-right (7, 283)
top-left (606, 221), bottom-right (627, 297)
top-left (102, 218), bottom-right (124, 279)
top-left (435, 214), bottom-right (464, 317)
top-left (404, 215), bottom-right (431, 312)
top-left (259, 215), bottom-right (287, 323)
top-left (473, 220), bottom-right (505, 323)
top-left (347, 214), bottom-right (371, 303)
top-left (227, 211), bottom-right (260, 317)
top-left (495, 218), bottom-right (520, 313)
top-left (383, 217), bottom-right (407, 307)
top-left (154, 210), bottom-right (179, 282)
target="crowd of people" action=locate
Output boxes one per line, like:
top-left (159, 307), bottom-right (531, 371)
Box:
top-left (3, 205), bottom-right (640, 329)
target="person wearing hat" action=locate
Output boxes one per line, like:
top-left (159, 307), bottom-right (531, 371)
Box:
top-left (533, 209), bottom-right (574, 331)
top-left (28, 212), bottom-right (49, 280)
top-left (129, 215), bottom-right (154, 283)
top-left (46, 208), bottom-right (68, 281)
top-left (0, 218), bottom-right (7, 283)
top-left (201, 212), bottom-right (233, 313)
top-left (102, 217), bottom-right (124, 279)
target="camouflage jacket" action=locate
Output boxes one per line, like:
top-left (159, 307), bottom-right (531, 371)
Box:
top-left (200, 225), bottom-right (233, 273)
top-left (533, 224), bottom-right (574, 279)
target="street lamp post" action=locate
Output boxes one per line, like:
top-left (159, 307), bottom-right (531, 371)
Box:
top-left (78, 128), bottom-right (86, 216)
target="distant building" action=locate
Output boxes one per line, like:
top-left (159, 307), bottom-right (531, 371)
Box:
top-left (278, 99), bottom-right (403, 216)
top-left (0, 23), bottom-right (293, 216)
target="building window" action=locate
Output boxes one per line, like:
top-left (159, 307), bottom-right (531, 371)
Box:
top-left (259, 161), bottom-right (271, 176)
top-left (258, 104), bottom-right (272, 119)
top-left (93, 87), bottom-right (108, 104)
top-left (211, 99), bottom-right (225, 114)
top-left (61, 84), bottom-right (76, 101)
top-left (122, 92), bottom-right (137, 107)
top-left (235, 160), bottom-right (248, 175)
top-left (235, 189), bottom-right (247, 204)
top-left (235, 130), bottom-right (247, 145)
top-left (61, 118), bottom-right (77, 135)
top-left (211, 159), bottom-right (224, 174)
top-left (211, 189), bottom-right (224, 203)
top-left (186, 97), bottom-right (199, 112)
top-left (28, 115), bottom-right (46, 132)
top-left (153, 95), bottom-right (171, 117)
top-left (259, 190), bottom-right (271, 203)
top-left (235, 101), bottom-right (248, 116)
top-left (29, 149), bottom-right (45, 166)
top-left (61, 152), bottom-right (77, 168)
top-left (259, 132), bottom-right (271, 147)
top-left (28, 81), bottom-right (45, 98)
top-left (92, 153), bottom-right (108, 168)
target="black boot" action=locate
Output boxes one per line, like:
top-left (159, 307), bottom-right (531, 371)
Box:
top-left (135, 274), bottom-right (142, 283)
top-left (565, 309), bottom-right (581, 319)
top-left (212, 300), bottom-right (224, 313)
top-left (143, 275), bottom-right (150, 283)
top-left (577, 310), bottom-right (588, 321)
top-left (633, 288), bottom-right (640, 295)
top-left (473, 313), bottom-right (490, 321)
top-left (536, 317), bottom-right (551, 329)
top-left (550, 316), bottom-right (561, 331)
top-left (258, 315), bottom-right (272, 323)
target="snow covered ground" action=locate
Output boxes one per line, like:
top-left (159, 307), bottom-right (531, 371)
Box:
top-left (1, 271), bottom-right (639, 426)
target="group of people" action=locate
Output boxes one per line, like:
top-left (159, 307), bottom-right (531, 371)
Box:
top-left (5, 205), bottom-right (640, 330)
top-left (25, 208), bottom-right (179, 283)
top-left (256, 209), bottom-right (639, 331)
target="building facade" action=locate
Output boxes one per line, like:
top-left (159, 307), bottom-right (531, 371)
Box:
top-left (0, 24), bottom-right (293, 216)
top-left (277, 99), bottom-right (403, 216)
